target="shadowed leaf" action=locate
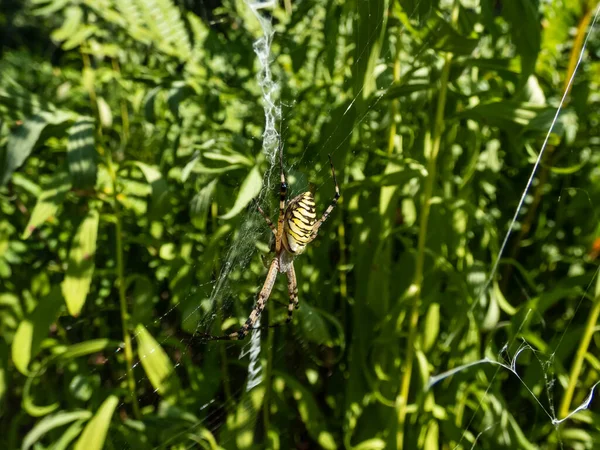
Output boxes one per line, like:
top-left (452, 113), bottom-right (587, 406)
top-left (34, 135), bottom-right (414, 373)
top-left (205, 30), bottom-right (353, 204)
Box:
top-left (22, 172), bottom-right (72, 239)
top-left (67, 117), bottom-right (97, 189)
top-left (1, 110), bottom-right (73, 186)
top-left (220, 165), bottom-right (261, 220)
top-left (12, 286), bottom-right (63, 375)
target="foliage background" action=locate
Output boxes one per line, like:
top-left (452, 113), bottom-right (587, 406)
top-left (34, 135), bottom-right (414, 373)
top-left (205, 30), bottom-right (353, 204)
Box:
top-left (1, 0), bottom-right (600, 449)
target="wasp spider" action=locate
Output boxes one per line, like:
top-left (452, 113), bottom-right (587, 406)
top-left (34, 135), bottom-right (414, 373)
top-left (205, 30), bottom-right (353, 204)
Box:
top-left (206, 146), bottom-right (340, 341)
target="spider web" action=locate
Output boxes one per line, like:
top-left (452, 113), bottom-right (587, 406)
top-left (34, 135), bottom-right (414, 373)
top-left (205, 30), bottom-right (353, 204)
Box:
top-left (121, 1), bottom-right (600, 449)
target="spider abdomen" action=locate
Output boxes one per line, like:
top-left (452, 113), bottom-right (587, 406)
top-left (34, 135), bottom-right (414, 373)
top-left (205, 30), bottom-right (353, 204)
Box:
top-left (283, 192), bottom-right (316, 254)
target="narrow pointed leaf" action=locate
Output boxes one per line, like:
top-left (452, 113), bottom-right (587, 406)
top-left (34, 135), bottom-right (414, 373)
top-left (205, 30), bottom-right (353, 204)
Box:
top-left (62, 209), bottom-right (99, 316)
top-left (22, 172), bottom-right (72, 239)
top-left (190, 179), bottom-right (217, 230)
top-left (220, 165), bottom-right (262, 220)
top-left (22, 410), bottom-right (92, 450)
top-left (73, 395), bottom-right (118, 450)
top-left (67, 117), bottom-right (97, 189)
top-left (135, 324), bottom-right (181, 403)
top-left (12, 286), bottom-right (63, 375)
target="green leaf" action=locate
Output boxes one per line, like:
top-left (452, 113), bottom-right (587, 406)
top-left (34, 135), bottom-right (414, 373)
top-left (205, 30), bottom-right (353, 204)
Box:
top-left (131, 162), bottom-right (170, 217)
top-left (67, 117), bottom-right (97, 189)
top-left (62, 209), bottom-right (99, 317)
top-left (219, 165), bottom-right (262, 219)
top-left (1, 110), bottom-right (73, 186)
top-left (502, 0), bottom-right (541, 83)
top-left (190, 179), bottom-right (217, 230)
top-left (12, 286), bottom-right (63, 375)
top-left (460, 101), bottom-right (548, 128)
top-left (135, 324), bottom-right (181, 403)
top-left (73, 395), bottom-right (118, 450)
top-left (274, 372), bottom-right (337, 450)
top-left (22, 410), bottom-right (92, 450)
top-left (22, 172), bottom-right (72, 239)
top-left (50, 420), bottom-right (87, 450)
top-left (55, 339), bottom-right (116, 360)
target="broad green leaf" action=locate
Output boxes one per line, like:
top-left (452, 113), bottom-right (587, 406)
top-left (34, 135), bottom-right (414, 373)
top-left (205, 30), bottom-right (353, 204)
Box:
top-left (73, 395), bottom-right (118, 450)
top-left (135, 324), bottom-right (181, 403)
top-left (22, 410), bottom-right (92, 450)
top-left (274, 372), bottom-right (337, 450)
top-left (22, 172), bottom-right (72, 239)
top-left (220, 165), bottom-right (262, 219)
top-left (50, 6), bottom-right (83, 42)
top-left (1, 110), bottom-right (73, 186)
top-left (190, 179), bottom-right (217, 230)
top-left (62, 209), bottom-right (99, 317)
top-left (67, 117), bottom-right (97, 189)
top-left (131, 162), bottom-right (170, 217)
top-left (12, 286), bottom-right (63, 375)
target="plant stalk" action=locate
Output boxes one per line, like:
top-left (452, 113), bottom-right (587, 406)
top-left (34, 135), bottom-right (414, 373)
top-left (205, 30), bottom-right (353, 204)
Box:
top-left (558, 271), bottom-right (600, 419)
top-left (107, 153), bottom-right (141, 420)
top-left (396, 2), bottom-right (458, 447)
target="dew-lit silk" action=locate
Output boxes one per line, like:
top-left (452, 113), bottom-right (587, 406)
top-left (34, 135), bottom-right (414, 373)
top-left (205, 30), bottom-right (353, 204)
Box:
top-left (283, 192), bottom-right (316, 254)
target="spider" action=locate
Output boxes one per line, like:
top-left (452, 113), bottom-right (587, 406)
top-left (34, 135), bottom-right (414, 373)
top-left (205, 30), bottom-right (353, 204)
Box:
top-left (205, 146), bottom-right (340, 341)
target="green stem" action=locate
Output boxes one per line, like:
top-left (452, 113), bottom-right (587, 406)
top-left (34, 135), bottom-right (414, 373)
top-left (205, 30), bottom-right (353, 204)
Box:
top-left (395, 2), bottom-right (458, 447)
top-left (558, 272), bottom-right (600, 419)
top-left (107, 153), bottom-right (141, 420)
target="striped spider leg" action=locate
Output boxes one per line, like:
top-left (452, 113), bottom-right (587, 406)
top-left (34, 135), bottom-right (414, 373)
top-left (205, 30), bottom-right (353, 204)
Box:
top-left (203, 148), bottom-right (340, 341)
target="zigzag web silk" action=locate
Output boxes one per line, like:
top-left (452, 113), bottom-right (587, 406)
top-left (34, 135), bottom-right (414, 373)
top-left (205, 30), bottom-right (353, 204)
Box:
top-left (121, 2), bottom-right (600, 449)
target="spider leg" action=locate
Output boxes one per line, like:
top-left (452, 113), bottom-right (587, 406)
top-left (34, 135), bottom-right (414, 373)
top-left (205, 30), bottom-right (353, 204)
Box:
top-left (286, 262), bottom-right (299, 323)
top-left (275, 143), bottom-right (287, 253)
top-left (257, 205), bottom-right (276, 235)
top-left (309, 154), bottom-right (340, 241)
top-left (203, 258), bottom-right (280, 341)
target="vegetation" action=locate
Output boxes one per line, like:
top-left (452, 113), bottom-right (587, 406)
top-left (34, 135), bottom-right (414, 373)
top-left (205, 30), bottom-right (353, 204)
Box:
top-left (1, 0), bottom-right (599, 448)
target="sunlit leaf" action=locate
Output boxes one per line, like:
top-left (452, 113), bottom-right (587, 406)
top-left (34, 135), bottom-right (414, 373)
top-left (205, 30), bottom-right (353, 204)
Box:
top-left (22, 410), bottom-right (92, 450)
top-left (62, 209), bottom-right (99, 317)
top-left (12, 286), bottom-right (63, 375)
top-left (73, 395), bottom-right (118, 450)
top-left (135, 324), bottom-right (181, 403)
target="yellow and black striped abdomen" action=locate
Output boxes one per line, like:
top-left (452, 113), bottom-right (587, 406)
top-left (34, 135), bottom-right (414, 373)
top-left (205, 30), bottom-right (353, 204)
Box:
top-left (283, 192), bottom-right (316, 254)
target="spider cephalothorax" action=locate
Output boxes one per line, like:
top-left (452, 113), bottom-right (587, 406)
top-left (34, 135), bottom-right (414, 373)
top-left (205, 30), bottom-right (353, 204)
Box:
top-left (205, 146), bottom-right (339, 341)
